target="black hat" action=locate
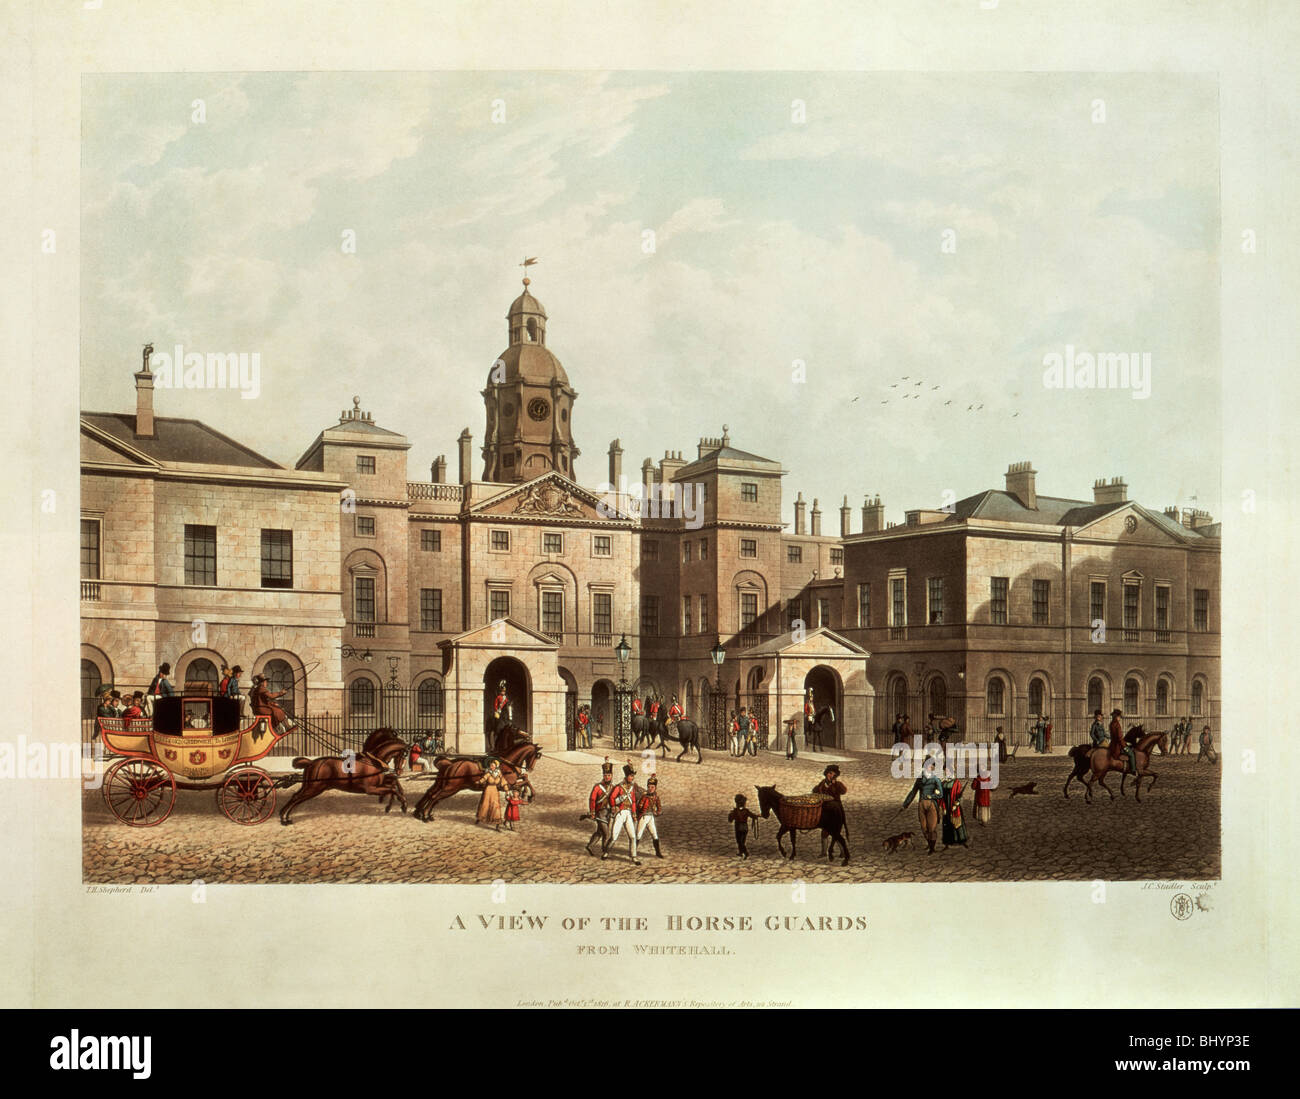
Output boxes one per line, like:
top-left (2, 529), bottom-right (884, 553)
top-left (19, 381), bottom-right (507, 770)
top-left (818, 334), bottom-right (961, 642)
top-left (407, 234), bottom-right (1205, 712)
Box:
top-left (1093, 708), bottom-right (1103, 717)
top-left (231, 665), bottom-right (243, 674)
top-left (622, 763), bottom-right (636, 778)
top-left (647, 775), bottom-right (658, 787)
top-left (823, 764), bottom-right (840, 777)
top-left (734, 793), bottom-right (747, 806)
top-left (1111, 708), bottom-right (1123, 716)
top-left (601, 757), bottom-right (613, 776)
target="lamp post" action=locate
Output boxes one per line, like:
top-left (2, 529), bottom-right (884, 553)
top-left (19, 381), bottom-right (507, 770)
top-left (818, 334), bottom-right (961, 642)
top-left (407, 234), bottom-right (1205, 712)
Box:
top-left (613, 634), bottom-right (633, 751)
top-left (709, 636), bottom-right (727, 751)
top-left (339, 645), bottom-right (373, 662)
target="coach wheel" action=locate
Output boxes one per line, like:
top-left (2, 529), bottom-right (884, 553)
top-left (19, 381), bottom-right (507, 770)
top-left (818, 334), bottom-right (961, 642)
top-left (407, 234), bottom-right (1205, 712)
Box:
top-left (103, 758), bottom-right (177, 827)
top-left (217, 767), bottom-right (277, 825)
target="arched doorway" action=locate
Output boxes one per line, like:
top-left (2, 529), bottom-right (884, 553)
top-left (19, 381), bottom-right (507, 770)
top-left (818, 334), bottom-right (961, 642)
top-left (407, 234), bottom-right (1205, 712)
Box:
top-left (81, 659), bottom-right (103, 720)
top-left (746, 667), bottom-right (769, 750)
top-left (803, 665), bottom-right (842, 747)
top-left (558, 666), bottom-right (579, 750)
top-left (484, 656), bottom-right (531, 748)
top-left (927, 674), bottom-right (948, 720)
top-left (591, 679), bottom-right (614, 741)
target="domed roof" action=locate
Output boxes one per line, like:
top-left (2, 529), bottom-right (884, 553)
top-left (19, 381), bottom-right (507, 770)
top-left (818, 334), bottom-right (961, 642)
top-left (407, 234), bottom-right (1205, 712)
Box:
top-left (491, 342), bottom-right (569, 386)
top-left (508, 285), bottom-right (547, 319)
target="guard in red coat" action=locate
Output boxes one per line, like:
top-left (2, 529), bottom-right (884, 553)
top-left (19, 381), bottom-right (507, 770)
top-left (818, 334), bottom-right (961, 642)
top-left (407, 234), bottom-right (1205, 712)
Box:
top-left (636, 774), bottom-right (663, 858)
top-left (631, 697), bottom-right (644, 716)
top-left (648, 697), bottom-right (661, 721)
top-left (666, 696), bottom-right (683, 726)
top-left (493, 680), bottom-right (510, 721)
top-left (584, 758), bottom-right (615, 856)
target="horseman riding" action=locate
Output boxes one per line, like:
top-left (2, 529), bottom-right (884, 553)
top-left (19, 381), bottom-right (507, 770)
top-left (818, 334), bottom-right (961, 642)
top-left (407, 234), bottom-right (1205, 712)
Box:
top-left (1108, 707), bottom-right (1137, 777)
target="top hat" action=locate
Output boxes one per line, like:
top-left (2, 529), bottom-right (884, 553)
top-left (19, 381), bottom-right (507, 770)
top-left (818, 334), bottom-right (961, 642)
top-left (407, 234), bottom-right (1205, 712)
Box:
top-left (1093, 708), bottom-right (1103, 717)
top-left (1111, 708), bottom-right (1123, 716)
top-left (823, 764), bottom-right (841, 777)
top-left (231, 665), bottom-right (243, 674)
top-left (253, 674), bottom-right (267, 684)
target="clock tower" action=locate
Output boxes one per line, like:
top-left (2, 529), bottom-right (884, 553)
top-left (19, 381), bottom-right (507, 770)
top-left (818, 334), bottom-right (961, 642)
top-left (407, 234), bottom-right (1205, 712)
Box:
top-left (481, 276), bottom-right (580, 483)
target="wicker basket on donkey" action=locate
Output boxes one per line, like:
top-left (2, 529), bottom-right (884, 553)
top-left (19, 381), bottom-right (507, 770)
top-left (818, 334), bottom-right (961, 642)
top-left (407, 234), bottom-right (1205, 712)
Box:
top-left (775, 792), bottom-right (831, 830)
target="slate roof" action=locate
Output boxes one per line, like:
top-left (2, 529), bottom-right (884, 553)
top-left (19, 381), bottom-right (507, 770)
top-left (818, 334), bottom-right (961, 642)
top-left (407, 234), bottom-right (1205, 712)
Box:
top-left (82, 413), bottom-right (281, 469)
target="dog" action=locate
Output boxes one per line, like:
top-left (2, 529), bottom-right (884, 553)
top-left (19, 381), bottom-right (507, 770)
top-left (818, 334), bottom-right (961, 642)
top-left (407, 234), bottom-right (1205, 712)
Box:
top-left (1008, 781), bottom-right (1039, 798)
top-left (882, 831), bottom-right (914, 853)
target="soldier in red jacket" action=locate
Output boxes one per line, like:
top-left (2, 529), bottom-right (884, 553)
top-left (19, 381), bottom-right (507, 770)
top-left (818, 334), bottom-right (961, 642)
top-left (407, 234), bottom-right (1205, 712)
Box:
top-left (605, 763), bottom-right (643, 865)
top-left (648, 697), bottom-right (661, 721)
top-left (631, 697), bottom-right (644, 716)
top-left (493, 680), bottom-right (510, 722)
top-left (636, 774), bottom-right (663, 858)
top-left (666, 696), bottom-right (683, 726)
top-left (584, 758), bottom-right (615, 856)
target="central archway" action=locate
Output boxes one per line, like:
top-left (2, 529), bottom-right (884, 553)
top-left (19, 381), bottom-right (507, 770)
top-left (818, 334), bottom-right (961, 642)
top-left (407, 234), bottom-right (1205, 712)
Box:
top-left (484, 656), bottom-right (532, 748)
top-left (803, 665), bottom-right (842, 747)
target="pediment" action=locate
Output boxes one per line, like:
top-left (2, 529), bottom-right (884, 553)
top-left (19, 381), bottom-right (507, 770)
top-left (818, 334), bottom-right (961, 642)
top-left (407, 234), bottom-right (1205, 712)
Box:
top-left (80, 422), bottom-right (160, 467)
top-left (471, 472), bottom-right (633, 522)
top-left (745, 626), bottom-right (870, 659)
top-left (1075, 504), bottom-right (1187, 545)
top-left (441, 617), bottom-right (559, 650)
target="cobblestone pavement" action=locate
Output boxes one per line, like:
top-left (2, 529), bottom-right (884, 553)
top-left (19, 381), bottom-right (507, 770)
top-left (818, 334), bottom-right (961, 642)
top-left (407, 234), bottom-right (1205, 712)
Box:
top-left (82, 743), bottom-right (1221, 884)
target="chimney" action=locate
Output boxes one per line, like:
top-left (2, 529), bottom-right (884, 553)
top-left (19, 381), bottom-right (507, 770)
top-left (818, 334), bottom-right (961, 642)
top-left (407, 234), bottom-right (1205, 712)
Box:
top-left (1005, 461), bottom-right (1037, 509)
top-left (794, 492), bottom-right (807, 535)
top-left (1093, 476), bottom-right (1128, 505)
top-left (608, 439), bottom-right (623, 488)
top-left (1189, 509), bottom-right (1214, 530)
top-left (641, 458), bottom-right (655, 504)
top-left (1164, 505), bottom-right (1180, 521)
top-left (861, 495), bottom-right (884, 533)
top-left (134, 343), bottom-right (156, 439)
top-left (431, 456), bottom-right (447, 484)
top-left (457, 429), bottom-right (472, 485)
top-left (840, 495), bottom-right (852, 537)
top-left (659, 449), bottom-right (686, 485)
top-left (811, 498), bottom-right (822, 536)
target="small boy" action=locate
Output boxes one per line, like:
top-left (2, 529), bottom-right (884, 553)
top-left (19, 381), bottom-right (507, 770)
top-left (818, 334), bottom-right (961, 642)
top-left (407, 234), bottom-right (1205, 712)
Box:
top-left (1197, 725), bottom-right (1217, 764)
top-left (728, 793), bottom-right (760, 859)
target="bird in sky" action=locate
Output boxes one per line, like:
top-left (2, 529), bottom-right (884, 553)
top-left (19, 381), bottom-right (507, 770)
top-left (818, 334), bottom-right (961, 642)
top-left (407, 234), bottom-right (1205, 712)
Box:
top-left (881, 400), bottom-right (889, 404)
top-left (932, 385), bottom-right (940, 390)
top-left (977, 404), bottom-right (984, 410)
top-left (967, 405), bottom-right (974, 410)
top-left (1012, 412), bottom-right (1020, 417)
top-left (902, 375), bottom-right (909, 380)
top-left (851, 396), bottom-right (859, 402)
top-left (890, 383), bottom-right (898, 388)
top-left (944, 400), bottom-right (952, 406)
top-left (914, 381), bottom-right (923, 386)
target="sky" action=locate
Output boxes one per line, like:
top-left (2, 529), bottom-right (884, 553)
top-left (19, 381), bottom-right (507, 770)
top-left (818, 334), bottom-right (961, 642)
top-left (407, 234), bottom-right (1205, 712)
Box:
top-left (81, 71), bottom-right (1221, 522)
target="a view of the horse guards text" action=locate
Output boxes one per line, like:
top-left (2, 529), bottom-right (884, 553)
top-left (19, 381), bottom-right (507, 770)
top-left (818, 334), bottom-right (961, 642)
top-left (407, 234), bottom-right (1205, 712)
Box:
top-left (79, 72), bottom-right (1220, 886)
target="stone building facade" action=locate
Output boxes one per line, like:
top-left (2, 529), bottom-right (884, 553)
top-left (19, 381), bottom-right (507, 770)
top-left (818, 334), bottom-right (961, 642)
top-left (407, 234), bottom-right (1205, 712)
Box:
top-left (82, 279), bottom-right (1220, 756)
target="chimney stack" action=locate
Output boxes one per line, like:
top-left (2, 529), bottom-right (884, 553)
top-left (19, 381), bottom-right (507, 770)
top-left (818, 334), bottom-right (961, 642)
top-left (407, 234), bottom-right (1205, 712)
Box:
top-left (1005, 461), bottom-right (1038, 510)
top-left (861, 495), bottom-right (884, 533)
top-left (457, 429), bottom-right (472, 485)
top-left (659, 449), bottom-right (686, 486)
top-left (1188, 509), bottom-right (1214, 530)
top-left (431, 456), bottom-right (447, 484)
top-left (608, 439), bottom-right (623, 488)
top-left (1093, 476), bottom-right (1128, 505)
top-left (641, 458), bottom-right (655, 505)
top-left (794, 492), bottom-right (807, 535)
top-left (840, 495), bottom-right (852, 537)
top-left (134, 343), bottom-right (156, 439)
top-left (811, 498), bottom-right (822, 536)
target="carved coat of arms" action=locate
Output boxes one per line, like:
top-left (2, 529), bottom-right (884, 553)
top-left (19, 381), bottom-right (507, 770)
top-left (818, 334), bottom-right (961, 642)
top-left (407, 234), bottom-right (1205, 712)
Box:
top-left (513, 481), bottom-right (584, 517)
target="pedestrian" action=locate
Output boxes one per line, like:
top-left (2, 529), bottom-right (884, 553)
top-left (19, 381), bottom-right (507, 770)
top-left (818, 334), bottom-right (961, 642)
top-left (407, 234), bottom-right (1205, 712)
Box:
top-left (902, 756), bottom-right (944, 854)
top-left (741, 708), bottom-right (758, 756)
top-left (994, 726), bottom-right (1008, 763)
top-left (728, 710), bottom-right (740, 756)
top-left (1196, 725), bottom-right (1217, 764)
top-left (970, 767), bottom-right (993, 825)
top-left (474, 757), bottom-right (508, 831)
top-left (783, 717), bottom-right (799, 760)
top-left (595, 711), bottom-right (605, 740)
top-left (576, 704), bottom-right (591, 749)
top-left (900, 713), bottom-right (914, 741)
top-left (636, 774), bottom-right (663, 858)
top-left (1043, 715), bottom-right (1053, 753)
top-left (605, 763), bottom-right (642, 865)
top-left (813, 765), bottom-right (847, 857)
top-left (941, 767), bottom-right (969, 849)
top-left (584, 758), bottom-right (615, 856)
top-left (1032, 715), bottom-right (1047, 753)
top-left (728, 794), bottom-right (760, 859)
top-left (891, 712), bottom-right (904, 743)
top-left (1182, 716), bottom-right (1194, 756)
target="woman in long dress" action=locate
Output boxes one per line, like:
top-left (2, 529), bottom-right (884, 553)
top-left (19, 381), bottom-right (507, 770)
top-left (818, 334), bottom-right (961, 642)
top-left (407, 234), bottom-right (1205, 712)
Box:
top-left (941, 769), bottom-right (969, 848)
top-left (475, 758), bottom-right (508, 830)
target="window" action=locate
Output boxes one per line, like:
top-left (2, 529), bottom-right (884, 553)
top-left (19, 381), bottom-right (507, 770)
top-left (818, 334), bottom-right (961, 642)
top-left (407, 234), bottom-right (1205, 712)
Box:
top-left (700, 539), bottom-right (708, 560)
top-left (788, 545), bottom-right (803, 564)
top-left (739, 539), bottom-right (757, 558)
top-left (491, 530), bottom-right (510, 552)
top-left (489, 588), bottom-right (510, 622)
top-left (858, 583), bottom-right (870, 627)
top-left (349, 679), bottom-right (376, 717)
top-left (592, 592), bottom-right (612, 637)
top-left (927, 577), bottom-right (944, 625)
top-left (682, 595), bottom-right (692, 634)
top-left (417, 678), bottom-right (445, 719)
top-left (682, 541), bottom-right (692, 564)
top-left (420, 588), bottom-right (443, 631)
top-left (1088, 677), bottom-right (1104, 714)
top-left (928, 676), bottom-right (947, 717)
top-left (1192, 680), bottom-right (1204, 716)
top-left (1090, 581), bottom-right (1106, 625)
top-left (830, 548), bottom-right (844, 566)
top-left (184, 525), bottom-right (217, 586)
top-left (699, 594), bottom-right (709, 633)
top-left (355, 516), bottom-right (375, 537)
top-left (263, 660), bottom-right (294, 716)
top-left (502, 453), bottom-right (515, 469)
top-left (1155, 678), bottom-right (1170, 716)
top-left (740, 591), bottom-right (758, 630)
top-left (890, 577), bottom-right (906, 627)
top-left (1194, 589), bottom-right (1209, 631)
top-left (421, 530), bottom-right (441, 552)
top-left (1122, 582), bottom-right (1140, 639)
top-left (356, 456), bottom-right (376, 475)
top-left (986, 677), bottom-right (1006, 717)
top-left (788, 595), bottom-right (806, 629)
top-left (543, 532), bottom-right (563, 554)
top-left (1124, 677), bottom-right (1140, 714)
top-left (80, 519), bottom-right (100, 579)
top-left (641, 595), bottom-right (659, 635)
top-left (990, 577), bottom-right (1008, 624)
top-left (741, 483), bottom-right (758, 502)
top-left (593, 535), bottom-right (611, 557)
top-left (80, 659), bottom-right (102, 720)
top-left (1028, 677), bottom-right (1045, 715)
top-left (260, 529), bottom-right (293, 589)
top-left (818, 597), bottom-right (830, 627)
top-left (353, 576), bottom-right (375, 622)
top-left (642, 540), bottom-right (659, 560)
top-left (541, 591), bottom-right (564, 636)
top-left (1032, 579), bottom-right (1050, 625)
top-left (1155, 585), bottom-right (1170, 641)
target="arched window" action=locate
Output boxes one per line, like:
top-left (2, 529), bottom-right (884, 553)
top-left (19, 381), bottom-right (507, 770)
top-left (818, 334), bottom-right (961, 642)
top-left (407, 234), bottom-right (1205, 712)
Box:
top-left (264, 659), bottom-right (295, 716)
top-left (81, 659), bottom-right (103, 720)
top-left (1191, 680), bottom-right (1204, 716)
top-left (1087, 677), bottom-right (1104, 714)
top-left (684, 680), bottom-right (694, 719)
top-left (185, 658), bottom-right (220, 693)
top-left (1028, 676), bottom-right (1045, 715)
top-left (349, 679), bottom-right (376, 718)
top-left (928, 676), bottom-right (947, 717)
top-left (1155, 678), bottom-right (1170, 716)
top-left (890, 675), bottom-right (908, 721)
top-left (1124, 678), bottom-right (1140, 715)
top-left (417, 678), bottom-right (444, 719)
top-left (526, 317), bottom-right (538, 343)
top-left (986, 677), bottom-right (1006, 717)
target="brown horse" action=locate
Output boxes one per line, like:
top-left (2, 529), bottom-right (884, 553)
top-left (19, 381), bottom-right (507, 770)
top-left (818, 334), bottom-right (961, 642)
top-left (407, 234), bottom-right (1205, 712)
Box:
top-left (412, 742), bottom-right (542, 822)
top-left (490, 723), bottom-right (532, 756)
top-left (1064, 727), bottom-right (1166, 803)
top-left (278, 728), bottom-right (409, 824)
top-left (754, 784), bottom-right (849, 865)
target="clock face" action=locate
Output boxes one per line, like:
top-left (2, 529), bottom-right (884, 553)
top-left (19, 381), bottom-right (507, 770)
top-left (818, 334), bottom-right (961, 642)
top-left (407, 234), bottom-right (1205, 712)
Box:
top-left (527, 398), bottom-right (550, 422)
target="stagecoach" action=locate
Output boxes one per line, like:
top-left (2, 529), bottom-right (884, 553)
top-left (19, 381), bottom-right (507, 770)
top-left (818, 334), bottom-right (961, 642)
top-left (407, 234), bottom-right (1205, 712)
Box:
top-left (95, 692), bottom-right (290, 826)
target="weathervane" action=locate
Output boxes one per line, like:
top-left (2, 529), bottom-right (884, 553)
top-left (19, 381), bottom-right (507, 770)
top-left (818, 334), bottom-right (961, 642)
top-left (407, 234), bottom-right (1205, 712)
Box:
top-left (519, 256), bottom-right (538, 284)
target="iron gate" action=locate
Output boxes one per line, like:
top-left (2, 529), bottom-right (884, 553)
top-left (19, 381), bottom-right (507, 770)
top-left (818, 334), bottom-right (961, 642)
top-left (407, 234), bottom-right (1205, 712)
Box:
top-left (350, 685), bottom-right (445, 754)
top-left (566, 691), bottom-right (577, 751)
top-left (747, 693), bottom-right (769, 751)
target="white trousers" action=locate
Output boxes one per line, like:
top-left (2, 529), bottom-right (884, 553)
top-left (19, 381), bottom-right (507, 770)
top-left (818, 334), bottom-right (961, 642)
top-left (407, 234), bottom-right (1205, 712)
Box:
top-left (636, 815), bottom-right (659, 841)
top-left (609, 810), bottom-right (638, 857)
